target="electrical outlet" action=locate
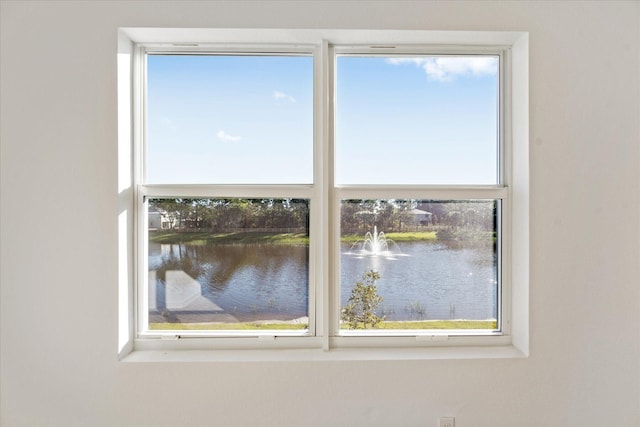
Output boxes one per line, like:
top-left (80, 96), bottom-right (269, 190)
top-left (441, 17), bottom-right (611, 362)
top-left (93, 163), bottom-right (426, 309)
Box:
top-left (438, 416), bottom-right (455, 427)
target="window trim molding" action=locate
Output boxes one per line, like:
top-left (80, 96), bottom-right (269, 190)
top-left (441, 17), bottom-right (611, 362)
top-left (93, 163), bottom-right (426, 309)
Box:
top-left (117, 28), bottom-right (529, 361)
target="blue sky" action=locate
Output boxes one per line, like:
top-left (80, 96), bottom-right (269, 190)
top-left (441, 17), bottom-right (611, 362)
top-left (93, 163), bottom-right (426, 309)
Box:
top-left (147, 54), bottom-right (498, 185)
top-left (147, 54), bottom-right (314, 184)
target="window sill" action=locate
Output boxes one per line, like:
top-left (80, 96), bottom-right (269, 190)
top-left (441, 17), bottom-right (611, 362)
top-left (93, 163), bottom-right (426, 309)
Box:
top-left (120, 336), bottom-right (526, 362)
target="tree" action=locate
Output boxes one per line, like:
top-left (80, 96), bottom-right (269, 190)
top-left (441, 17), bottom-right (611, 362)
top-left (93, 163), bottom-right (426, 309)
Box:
top-left (341, 270), bottom-right (384, 329)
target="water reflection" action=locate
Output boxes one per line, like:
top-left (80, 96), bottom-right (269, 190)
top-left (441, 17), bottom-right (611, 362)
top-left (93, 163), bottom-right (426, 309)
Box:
top-left (149, 239), bottom-right (497, 325)
top-left (149, 242), bottom-right (309, 323)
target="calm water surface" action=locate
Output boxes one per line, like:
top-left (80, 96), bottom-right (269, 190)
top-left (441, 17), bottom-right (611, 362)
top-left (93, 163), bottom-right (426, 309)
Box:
top-left (148, 242), bottom-right (309, 322)
top-left (148, 240), bottom-right (496, 323)
top-left (341, 241), bottom-right (497, 321)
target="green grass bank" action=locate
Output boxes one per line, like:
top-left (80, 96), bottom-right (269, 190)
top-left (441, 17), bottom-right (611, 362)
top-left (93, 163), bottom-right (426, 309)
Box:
top-left (149, 230), bottom-right (446, 245)
top-left (149, 231), bottom-right (309, 245)
top-left (149, 319), bottom-right (497, 331)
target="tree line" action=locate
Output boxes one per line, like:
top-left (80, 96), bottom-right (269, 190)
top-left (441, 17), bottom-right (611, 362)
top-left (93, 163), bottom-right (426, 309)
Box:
top-left (149, 198), bottom-right (496, 234)
top-left (149, 198), bottom-right (309, 232)
top-left (341, 199), bottom-right (496, 234)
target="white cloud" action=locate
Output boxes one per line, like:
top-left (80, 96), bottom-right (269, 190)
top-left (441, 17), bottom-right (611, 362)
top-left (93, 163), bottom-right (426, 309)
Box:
top-left (273, 90), bottom-right (296, 103)
top-left (161, 117), bottom-right (177, 131)
top-left (386, 56), bottom-right (498, 82)
top-left (216, 130), bottom-right (242, 142)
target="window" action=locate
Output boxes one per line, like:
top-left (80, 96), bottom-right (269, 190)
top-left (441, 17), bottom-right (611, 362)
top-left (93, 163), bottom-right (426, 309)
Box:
top-left (119, 29), bottom-right (529, 358)
top-left (140, 52), bottom-right (316, 335)
top-left (333, 51), bottom-right (503, 336)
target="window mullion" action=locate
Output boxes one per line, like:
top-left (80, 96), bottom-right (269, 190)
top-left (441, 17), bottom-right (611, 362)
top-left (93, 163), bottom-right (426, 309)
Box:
top-left (319, 39), bottom-right (332, 349)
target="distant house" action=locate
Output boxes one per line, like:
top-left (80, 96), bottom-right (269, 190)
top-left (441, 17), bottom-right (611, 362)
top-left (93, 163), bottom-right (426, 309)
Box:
top-left (148, 208), bottom-right (174, 230)
top-left (408, 208), bottom-right (432, 225)
top-left (148, 209), bottom-right (162, 230)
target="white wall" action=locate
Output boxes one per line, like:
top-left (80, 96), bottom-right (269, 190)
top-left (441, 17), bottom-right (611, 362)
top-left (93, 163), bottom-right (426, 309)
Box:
top-left (1, 1), bottom-right (639, 426)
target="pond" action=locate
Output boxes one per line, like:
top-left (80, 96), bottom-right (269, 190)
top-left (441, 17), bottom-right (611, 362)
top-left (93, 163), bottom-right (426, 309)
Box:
top-left (148, 240), bottom-right (497, 324)
top-left (340, 241), bottom-right (497, 321)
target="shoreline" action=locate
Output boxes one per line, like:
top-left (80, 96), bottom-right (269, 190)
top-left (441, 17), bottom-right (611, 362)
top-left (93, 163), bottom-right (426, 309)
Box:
top-left (149, 318), bottom-right (498, 330)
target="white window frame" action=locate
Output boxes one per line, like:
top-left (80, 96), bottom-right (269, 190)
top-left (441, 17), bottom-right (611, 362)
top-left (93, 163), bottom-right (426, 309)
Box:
top-left (117, 29), bottom-right (529, 361)
top-left (329, 45), bottom-right (508, 345)
top-left (137, 46), bottom-right (321, 339)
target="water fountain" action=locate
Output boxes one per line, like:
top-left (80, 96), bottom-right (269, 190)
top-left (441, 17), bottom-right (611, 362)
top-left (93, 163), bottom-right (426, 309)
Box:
top-left (362, 226), bottom-right (391, 254)
top-left (347, 226), bottom-right (404, 258)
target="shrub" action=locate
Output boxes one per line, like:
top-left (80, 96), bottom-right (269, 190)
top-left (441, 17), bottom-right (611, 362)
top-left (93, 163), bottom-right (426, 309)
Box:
top-left (341, 270), bottom-right (384, 329)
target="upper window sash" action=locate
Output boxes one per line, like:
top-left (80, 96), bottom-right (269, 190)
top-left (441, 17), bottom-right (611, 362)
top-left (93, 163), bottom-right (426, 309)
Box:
top-left (141, 48), bottom-right (316, 186)
top-left (329, 45), bottom-right (507, 189)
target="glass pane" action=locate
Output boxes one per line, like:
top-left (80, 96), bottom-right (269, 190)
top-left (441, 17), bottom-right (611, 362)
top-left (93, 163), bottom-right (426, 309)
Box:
top-left (336, 55), bottom-right (499, 185)
top-left (340, 199), bottom-right (498, 331)
top-left (147, 198), bottom-right (309, 331)
top-left (146, 54), bottom-right (313, 184)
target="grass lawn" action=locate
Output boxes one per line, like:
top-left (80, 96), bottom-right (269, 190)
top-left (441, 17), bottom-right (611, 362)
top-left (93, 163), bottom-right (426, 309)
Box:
top-left (149, 322), bottom-right (308, 330)
top-left (149, 319), bottom-right (496, 331)
top-left (150, 230), bottom-right (443, 246)
top-left (149, 231), bottom-right (309, 245)
top-left (341, 231), bottom-right (437, 244)
top-left (344, 320), bottom-right (497, 330)
top-left (383, 231), bottom-right (438, 241)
